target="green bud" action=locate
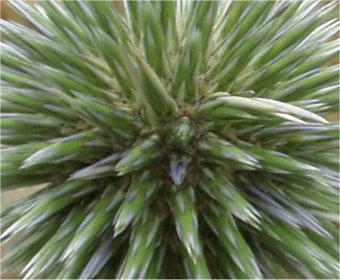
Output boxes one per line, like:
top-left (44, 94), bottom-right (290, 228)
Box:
top-left (166, 117), bottom-right (195, 150)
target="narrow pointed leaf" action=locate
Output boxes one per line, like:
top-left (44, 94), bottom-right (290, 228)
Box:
top-left (115, 135), bottom-right (161, 176)
top-left (113, 171), bottom-right (159, 236)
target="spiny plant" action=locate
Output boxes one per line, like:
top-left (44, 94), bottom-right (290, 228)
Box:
top-left (1, 0), bottom-right (339, 279)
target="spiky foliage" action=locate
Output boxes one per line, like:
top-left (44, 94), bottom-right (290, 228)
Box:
top-left (1, 1), bottom-right (339, 279)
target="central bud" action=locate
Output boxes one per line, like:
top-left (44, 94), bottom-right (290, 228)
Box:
top-left (164, 117), bottom-right (196, 186)
top-left (165, 116), bottom-right (195, 151)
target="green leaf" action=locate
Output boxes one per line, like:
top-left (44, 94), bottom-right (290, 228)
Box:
top-left (144, 245), bottom-right (166, 279)
top-left (1, 217), bottom-right (61, 275)
top-left (261, 219), bottom-right (338, 278)
top-left (184, 1), bottom-right (218, 68)
top-left (69, 153), bottom-right (120, 180)
top-left (115, 135), bottom-right (161, 176)
top-left (199, 95), bottom-right (286, 115)
top-left (2, 143), bottom-right (47, 163)
top-left (1, 180), bottom-right (97, 241)
top-left (200, 168), bottom-right (260, 226)
top-left (170, 186), bottom-right (208, 275)
top-left (113, 171), bottom-right (159, 236)
top-left (199, 94), bottom-right (328, 124)
top-left (270, 66), bottom-right (339, 101)
top-left (139, 2), bottom-right (171, 79)
top-left (204, 206), bottom-right (262, 279)
top-left (117, 210), bottom-right (163, 279)
top-left (69, 93), bottom-right (141, 139)
top-left (79, 231), bottom-right (126, 279)
top-left (131, 52), bottom-right (178, 124)
top-left (179, 242), bottom-right (211, 279)
top-left (61, 185), bottom-right (124, 278)
top-left (21, 132), bottom-right (107, 168)
top-left (22, 205), bottom-right (87, 279)
top-left (254, 98), bottom-right (328, 124)
top-left (171, 30), bottom-right (201, 102)
top-left (198, 133), bottom-right (258, 169)
top-left (244, 144), bottom-right (320, 174)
